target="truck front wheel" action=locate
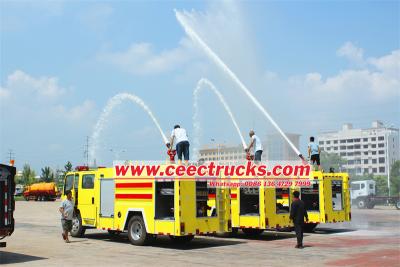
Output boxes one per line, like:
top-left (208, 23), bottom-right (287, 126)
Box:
top-left (127, 216), bottom-right (151, 246)
top-left (71, 213), bottom-right (85, 237)
top-left (357, 199), bottom-right (366, 209)
top-left (396, 200), bottom-right (400, 210)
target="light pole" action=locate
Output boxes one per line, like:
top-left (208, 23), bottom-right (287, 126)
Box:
top-left (384, 124), bottom-right (394, 197)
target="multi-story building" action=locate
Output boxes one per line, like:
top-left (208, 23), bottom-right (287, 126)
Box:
top-left (198, 133), bottom-right (301, 162)
top-left (198, 144), bottom-right (247, 163)
top-left (318, 121), bottom-right (399, 176)
top-left (265, 133), bottom-right (301, 161)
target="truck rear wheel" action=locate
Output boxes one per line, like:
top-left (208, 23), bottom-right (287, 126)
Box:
top-left (71, 213), bottom-right (85, 237)
top-left (396, 200), bottom-right (400, 210)
top-left (242, 228), bottom-right (264, 236)
top-left (127, 216), bottom-right (150, 246)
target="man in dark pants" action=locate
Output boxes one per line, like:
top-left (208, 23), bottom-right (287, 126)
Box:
top-left (167, 125), bottom-right (190, 165)
top-left (290, 191), bottom-right (308, 248)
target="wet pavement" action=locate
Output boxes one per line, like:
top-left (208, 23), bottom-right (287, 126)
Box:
top-left (1, 202), bottom-right (399, 266)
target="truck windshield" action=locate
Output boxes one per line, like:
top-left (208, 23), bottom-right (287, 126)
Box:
top-left (351, 183), bottom-right (360, 190)
top-left (64, 174), bottom-right (74, 193)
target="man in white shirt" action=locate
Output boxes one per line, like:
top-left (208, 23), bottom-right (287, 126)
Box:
top-left (59, 190), bottom-right (74, 243)
top-left (245, 130), bottom-right (263, 162)
top-left (167, 125), bottom-right (190, 164)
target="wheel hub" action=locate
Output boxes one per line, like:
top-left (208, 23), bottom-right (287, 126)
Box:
top-left (131, 221), bottom-right (142, 240)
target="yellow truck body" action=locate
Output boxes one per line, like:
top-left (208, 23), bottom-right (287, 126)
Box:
top-left (295, 171), bottom-right (351, 231)
top-left (62, 165), bottom-right (230, 245)
top-left (207, 171), bottom-right (351, 235)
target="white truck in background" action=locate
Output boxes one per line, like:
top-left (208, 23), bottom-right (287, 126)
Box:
top-left (350, 180), bottom-right (400, 209)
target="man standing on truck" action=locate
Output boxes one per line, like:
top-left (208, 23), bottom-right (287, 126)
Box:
top-left (167, 125), bottom-right (190, 164)
top-left (59, 190), bottom-right (74, 243)
top-left (308, 136), bottom-right (321, 171)
top-left (290, 191), bottom-right (308, 249)
top-left (245, 130), bottom-right (263, 163)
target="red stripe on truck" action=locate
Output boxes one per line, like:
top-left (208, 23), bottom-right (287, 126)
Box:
top-left (230, 193), bottom-right (237, 199)
top-left (115, 193), bottom-right (152, 200)
top-left (115, 183), bottom-right (152, 188)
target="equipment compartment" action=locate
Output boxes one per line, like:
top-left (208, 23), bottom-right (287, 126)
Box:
top-left (155, 181), bottom-right (175, 220)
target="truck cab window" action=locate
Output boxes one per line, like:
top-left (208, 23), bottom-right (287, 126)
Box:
top-left (361, 183), bottom-right (365, 189)
top-left (369, 184), bottom-right (374, 189)
top-left (82, 174), bottom-right (94, 189)
top-left (64, 175), bottom-right (74, 193)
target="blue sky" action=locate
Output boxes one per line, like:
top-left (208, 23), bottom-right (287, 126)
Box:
top-left (0, 0), bottom-right (399, 172)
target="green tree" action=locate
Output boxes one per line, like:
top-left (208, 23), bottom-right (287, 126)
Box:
top-left (21, 164), bottom-right (36, 185)
top-left (374, 175), bottom-right (389, 196)
top-left (40, 166), bottom-right (54, 182)
top-left (320, 152), bottom-right (346, 172)
top-left (64, 161), bottom-right (73, 174)
top-left (390, 160), bottom-right (400, 196)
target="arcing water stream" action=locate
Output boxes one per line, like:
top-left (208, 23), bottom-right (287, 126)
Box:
top-left (192, 78), bottom-right (247, 158)
top-left (89, 93), bottom-right (168, 162)
top-left (175, 10), bottom-right (302, 158)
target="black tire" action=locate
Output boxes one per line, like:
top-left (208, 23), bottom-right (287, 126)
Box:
top-left (367, 203), bottom-right (375, 209)
top-left (169, 235), bottom-right (194, 244)
top-left (127, 216), bottom-right (150, 246)
top-left (303, 223), bottom-right (318, 233)
top-left (396, 200), bottom-right (400, 210)
top-left (230, 227), bottom-right (239, 236)
top-left (357, 199), bottom-right (366, 209)
top-left (242, 228), bottom-right (264, 236)
top-left (71, 212), bottom-right (86, 237)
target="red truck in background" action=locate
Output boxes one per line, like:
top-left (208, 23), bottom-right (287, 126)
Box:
top-left (0, 164), bottom-right (16, 248)
top-left (23, 182), bottom-right (59, 201)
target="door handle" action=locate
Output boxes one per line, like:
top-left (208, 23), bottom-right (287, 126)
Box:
top-left (92, 197), bottom-right (94, 204)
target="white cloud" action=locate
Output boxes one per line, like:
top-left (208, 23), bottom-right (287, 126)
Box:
top-left (1, 70), bottom-right (95, 122)
top-left (306, 48), bottom-right (400, 99)
top-left (4, 70), bottom-right (66, 99)
top-left (368, 50), bottom-right (400, 76)
top-left (53, 100), bottom-right (96, 122)
top-left (337, 41), bottom-right (365, 65)
top-left (78, 3), bottom-right (113, 32)
top-left (0, 87), bottom-right (10, 100)
top-left (98, 38), bottom-right (196, 75)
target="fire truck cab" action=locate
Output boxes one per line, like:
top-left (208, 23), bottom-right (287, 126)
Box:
top-left (62, 165), bottom-right (230, 246)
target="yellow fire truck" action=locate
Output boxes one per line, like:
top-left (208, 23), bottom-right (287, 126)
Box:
top-left (207, 171), bottom-right (351, 235)
top-left (295, 171), bottom-right (351, 232)
top-left (62, 165), bottom-right (230, 245)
